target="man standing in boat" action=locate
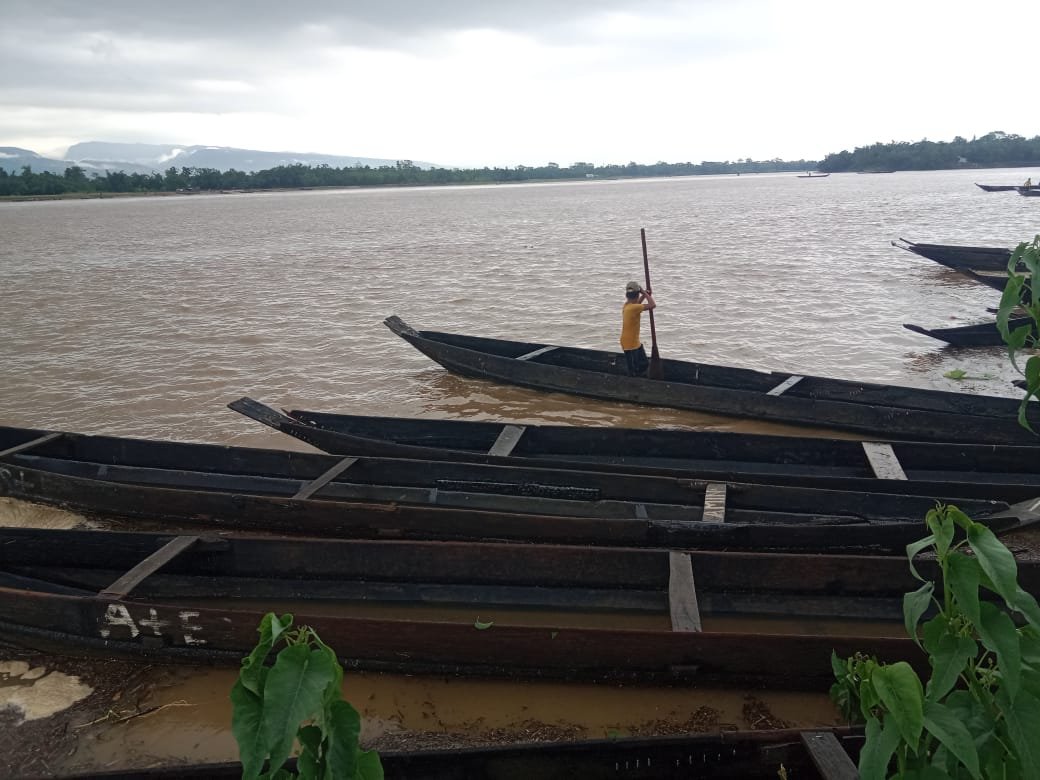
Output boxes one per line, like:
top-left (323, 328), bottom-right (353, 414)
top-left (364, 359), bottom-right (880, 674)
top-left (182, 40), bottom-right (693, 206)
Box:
top-left (620, 281), bottom-right (657, 376)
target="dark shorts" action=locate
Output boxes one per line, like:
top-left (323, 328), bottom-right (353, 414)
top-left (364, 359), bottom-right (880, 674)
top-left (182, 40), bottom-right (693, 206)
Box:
top-left (624, 345), bottom-right (649, 376)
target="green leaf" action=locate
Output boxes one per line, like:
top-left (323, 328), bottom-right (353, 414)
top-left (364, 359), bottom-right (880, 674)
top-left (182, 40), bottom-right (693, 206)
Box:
top-left (474, 618), bottom-right (494, 630)
top-left (997, 688), bottom-right (1040, 780)
top-left (872, 662), bottom-right (924, 749)
top-left (944, 369), bottom-right (967, 380)
top-left (296, 725), bottom-right (322, 780)
top-left (925, 629), bottom-right (977, 701)
top-left (1010, 587), bottom-right (1040, 631)
top-left (831, 651), bottom-right (848, 681)
top-left (922, 700), bottom-right (981, 778)
top-left (858, 714), bottom-right (901, 780)
top-left (230, 679), bottom-right (268, 780)
top-left (925, 508), bottom-right (955, 560)
top-left (324, 699), bottom-right (362, 780)
top-left (240, 613), bottom-right (293, 696)
top-left (263, 644), bottom-right (337, 775)
top-left (357, 749), bottom-right (385, 780)
top-left (967, 523), bottom-right (1022, 606)
top-left (947, 552), bottom-right (982, 626)
top-left (906, 534), bottom-right (937, 582)
top-left (977, 602), bottom-right (1022, 701)
top-left (904, 582), bottom-right (934, 648)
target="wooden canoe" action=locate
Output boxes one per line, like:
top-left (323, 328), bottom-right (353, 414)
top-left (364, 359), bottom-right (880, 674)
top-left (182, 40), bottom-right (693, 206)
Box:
top-left (892, 238), bottom-right (1013, 272)
top-left (1019, 187), bottom-right (1040, 197)
top-left (975, 183), bottom-right (1021, 192)
top-left (903, 317), bottom-right (1036, 347)
top-left (0, 525), bottom-right (1008, 687)
top-left (231, 397), bottom-right (1040, 503)
top-left (383, 316), bottom-right (1040, 444)
top-left (5, 425), bottom-right (1036, 553)
top-left (41, 728), bottom-right (865, 780)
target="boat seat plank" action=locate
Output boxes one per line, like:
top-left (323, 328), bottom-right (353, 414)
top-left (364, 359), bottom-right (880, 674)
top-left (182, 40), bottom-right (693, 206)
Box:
top-left (99, 535), bottom-right (199, 599)
top-left (702, 483), bottom-right (727, 523)
top-left (487, 425), bottom-right (526, 456)
top-left (766, 375), bottom-right (804, 396)
top-left (294, 457), bottom-right (360, 500)
top-left (800, 731), bottom-right (858, 780)
top-left (668, 552), bottom-right (702, 632)
top-left (0, 433), bottom-right (63, 459)
top-left (862, 442), bottom-right (908, 481)
top-left (516, 345), bottom-right (558, 361)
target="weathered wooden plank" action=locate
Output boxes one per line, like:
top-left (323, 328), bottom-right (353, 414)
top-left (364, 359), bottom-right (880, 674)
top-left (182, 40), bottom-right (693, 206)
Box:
top-left (0, 433), bottom-right (63, 459)
top-left (516, 345), bottom-right (558, 361)
top-left (702, 483), bottom-right (727, 523)
top-left (668, 552), bottom-right (702, 632)
top-left (293, 457), bottom-right (359, 500)
top-left (766, 375), bottom-right (804, 396)
top-left (635, 503), bottom-right (648, 519)
top-left (487, 425), bottom-right (526, 456)
top-left (99, 535), bottom-right (199, 599)
top-left (862, 442), bottom-right (908, 481)
top-left (800, 731), bottom-right (859, 780)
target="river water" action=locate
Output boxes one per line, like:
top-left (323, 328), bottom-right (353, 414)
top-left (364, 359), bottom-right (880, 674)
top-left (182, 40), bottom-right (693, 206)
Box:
top-left (2, 168), bottom-right (1037, 444)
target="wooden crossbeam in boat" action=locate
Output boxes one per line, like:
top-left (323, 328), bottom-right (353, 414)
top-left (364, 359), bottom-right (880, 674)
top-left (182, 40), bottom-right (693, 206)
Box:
top-left (99, 535), bottom-right (199, 599)
top-left (800, 731), bottom-right (858, 780)
top-left (515, 345), bottom-right (558, 361)
top-left (0, 433), bottom-right (63, 459)
top-left (634, 503), bottom-right (648, 520)
top-left (487, 425), bottom-right (526, 456)
top-left (766, 375), bottom-right (804, 396)
top-left (293, 457), bottom-right (360, 500)
top-left (862, 442), bottom-right (907, 481)
top-left (702, 483), bottom-right (727, 523)
top-left (668, 552), bottom-right (702, 632)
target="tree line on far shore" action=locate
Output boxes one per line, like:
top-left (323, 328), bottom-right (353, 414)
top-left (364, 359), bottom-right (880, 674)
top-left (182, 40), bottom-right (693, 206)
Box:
top-left (3, 130), bottom-right (1040, 197)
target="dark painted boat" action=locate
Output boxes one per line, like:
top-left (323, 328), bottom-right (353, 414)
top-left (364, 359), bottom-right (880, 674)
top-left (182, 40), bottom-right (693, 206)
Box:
top-left (976, 183), bottom-right (1021, 192)
top-left (903, 317), bottom-right (1036, 347)
top-left (56, 730), bottom-right (865, 779)
top-left (6, 425), bottom-right (1036, 553)
top-left (47, 729), bottom-right (864, 780)
top-left (892, 238), bottom-right (1013, 272)
top-left (232, 397), bottom-right (1040, 503)
top-left (1019, 187), bottom-right (1040, 197)
top-left (797, 172), bottom-right (830, 178)
top-left (383, 316), bottom-right (1040, 444)
top-left (0, 526), bottom-right (1010, 688)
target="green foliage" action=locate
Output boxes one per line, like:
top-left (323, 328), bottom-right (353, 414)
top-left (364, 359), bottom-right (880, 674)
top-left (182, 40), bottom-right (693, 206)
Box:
top-left (230, 613), bottom-right (383, 780)
top-left (996, 236), bottom-right (1040, 432)
top-left (819, 131), bottom-right (1040, 173)
top-left (830, 506), bottom-right (1040, 779)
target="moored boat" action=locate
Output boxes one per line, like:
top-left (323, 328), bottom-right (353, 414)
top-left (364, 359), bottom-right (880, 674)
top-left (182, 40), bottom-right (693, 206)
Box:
top-left (382, 316), bottom-right (1040, 444)
top-left (5, 424), bottom-right (1035, 553)
top-left (45, 728), bottom-right (864, 780)
top-left (231, 397), bottom-right (1040, 502)
top-left (0, 525), bottom-right (1014, 687)
top-left (892, 238), bottom-right (1013, 272)
top-left (903, 317), bottom-right (1036, 347)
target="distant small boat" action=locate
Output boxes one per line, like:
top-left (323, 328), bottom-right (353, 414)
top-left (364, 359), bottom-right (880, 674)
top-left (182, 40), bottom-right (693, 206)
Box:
top-left (796, 172), bottom-right (829, 178)
top-left (976, 183), bottom-right (1040, 193)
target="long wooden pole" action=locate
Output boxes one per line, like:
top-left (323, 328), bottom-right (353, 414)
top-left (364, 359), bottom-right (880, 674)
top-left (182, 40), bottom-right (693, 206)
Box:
top-left (640, 228), bottom-right (664, 379)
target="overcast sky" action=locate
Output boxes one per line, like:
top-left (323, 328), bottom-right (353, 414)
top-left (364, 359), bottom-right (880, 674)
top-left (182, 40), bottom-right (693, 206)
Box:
top-left (3, 1), bottom-right (1039, 168)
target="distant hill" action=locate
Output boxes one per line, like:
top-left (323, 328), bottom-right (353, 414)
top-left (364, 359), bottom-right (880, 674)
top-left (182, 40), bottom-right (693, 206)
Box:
top-left (0, 141), bottom-right (436, 175)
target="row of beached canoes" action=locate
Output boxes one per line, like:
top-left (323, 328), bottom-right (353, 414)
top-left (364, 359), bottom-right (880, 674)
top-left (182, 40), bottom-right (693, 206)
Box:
top-left (3, 289), bottom-right (1038, 777)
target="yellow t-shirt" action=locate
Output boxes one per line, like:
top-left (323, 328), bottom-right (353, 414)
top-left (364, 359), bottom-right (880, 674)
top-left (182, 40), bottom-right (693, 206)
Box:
top-left (620, 302), bottom-right (644, 350)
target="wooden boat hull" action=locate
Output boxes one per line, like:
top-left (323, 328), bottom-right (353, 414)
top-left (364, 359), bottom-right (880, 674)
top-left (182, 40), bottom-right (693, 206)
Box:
top-left (903, 317), bottom-right (1036, 347)
top-left (44, 728), bottom-right (865, 780)
top-left (6, 425), bottom-right (1036, 553)
top-left (893, 238), bottom-right (1012, 272)
top-left (231, 397), bottom-right (1040, 503)
top-left (383, 316), bottom-right (1040, 444)
top-left (0, 526), bottom-right (968, 688)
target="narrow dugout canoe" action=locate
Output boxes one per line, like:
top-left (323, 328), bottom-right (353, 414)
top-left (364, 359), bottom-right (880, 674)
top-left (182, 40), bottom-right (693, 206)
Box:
top-left (5, 425), bottom-right (1036, 553)
top-left (232, 397), bottom-right (1040, 503)
top-left (903, 317), bottom-right (1036, 347)
top-left (45, 729), bottom-right (864, 780)
top-left (0, 526), bottom-right (1015, 688)
top-left (383, 316), bottom-right (1040, 444)
top-left (892, 238), bottom-right (1013, 272)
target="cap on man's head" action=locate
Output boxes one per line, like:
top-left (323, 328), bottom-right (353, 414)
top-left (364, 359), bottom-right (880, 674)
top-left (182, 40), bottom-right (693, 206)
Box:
top-left (625, 281), bottom-right (642, 293)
